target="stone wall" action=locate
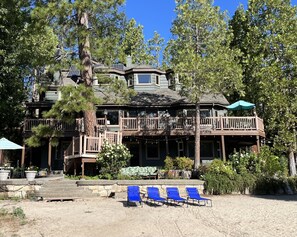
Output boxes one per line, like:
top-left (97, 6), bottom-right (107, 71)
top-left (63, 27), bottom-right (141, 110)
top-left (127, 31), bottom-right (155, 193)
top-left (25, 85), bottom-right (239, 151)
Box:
top-left (77, 179), bottom-right (205, 198)
top-left (0, 180), bottom-right (42, 199)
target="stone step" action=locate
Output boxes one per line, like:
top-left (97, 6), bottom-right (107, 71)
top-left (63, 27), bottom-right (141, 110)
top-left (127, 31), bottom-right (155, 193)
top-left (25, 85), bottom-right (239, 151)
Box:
top-left (35, 179), bottom-right (98, 200)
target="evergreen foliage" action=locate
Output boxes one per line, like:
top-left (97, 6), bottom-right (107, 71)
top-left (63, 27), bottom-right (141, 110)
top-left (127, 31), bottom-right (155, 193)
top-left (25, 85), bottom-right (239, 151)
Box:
top-left (230, 0), bottom-right (297, 175)
top-left (166, 0), bottom-right (243, 168)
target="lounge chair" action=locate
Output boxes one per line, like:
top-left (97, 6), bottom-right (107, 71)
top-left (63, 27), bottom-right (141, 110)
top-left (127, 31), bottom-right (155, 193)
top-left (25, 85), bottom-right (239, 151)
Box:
top-left (166, 187), bottom-right (186, 206)
top-left (127, 186), bottom-right (142, 207)
top-left (146, 187), bottom-right (166, 206)
top-left (186, 187), bottom-right (212, 207)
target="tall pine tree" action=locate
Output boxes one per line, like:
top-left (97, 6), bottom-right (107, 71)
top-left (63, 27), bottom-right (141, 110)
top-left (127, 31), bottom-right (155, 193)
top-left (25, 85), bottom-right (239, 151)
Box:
top-left (166, 0), bottom-right (243, 168)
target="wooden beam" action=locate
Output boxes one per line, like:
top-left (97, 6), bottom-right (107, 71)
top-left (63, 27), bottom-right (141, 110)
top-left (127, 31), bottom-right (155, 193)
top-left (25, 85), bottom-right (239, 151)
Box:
top-left (221, 135), bottom-right (226, 162)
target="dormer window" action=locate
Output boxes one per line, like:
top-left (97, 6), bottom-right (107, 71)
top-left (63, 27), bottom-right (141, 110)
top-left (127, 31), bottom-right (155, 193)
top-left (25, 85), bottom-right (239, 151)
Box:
top-left (138, 74), bottom-right (151, 84)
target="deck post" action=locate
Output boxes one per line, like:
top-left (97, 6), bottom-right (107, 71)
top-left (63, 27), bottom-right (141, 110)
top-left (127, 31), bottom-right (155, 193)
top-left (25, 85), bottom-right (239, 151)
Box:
top-left (83, 135), bottom-right (87, 155)
top-left (21, 144), bottom-right (25, 167)
top-left (255, 115), bottom-right (259, 130)
top-left (81, 159), bottom-right (85, 177)
top-left (221, 135), bottom-right (226, 162)
top-left (48, 139), bottom-right (52, 172)
top-left (256, 135), bottom-right (260, 153)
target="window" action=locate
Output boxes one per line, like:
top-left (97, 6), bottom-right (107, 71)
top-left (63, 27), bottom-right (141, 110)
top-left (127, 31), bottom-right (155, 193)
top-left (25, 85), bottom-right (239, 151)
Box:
top-left (146, 142), bottom-right (159, 160)
top-left (128, 75), bottom-right (134, 86)
top-left (138, 74), bottom-right (151, 84)
top-left (156, 75), bottom-right (160, 85)
top-left (201, 141), bottom-right (214, 158)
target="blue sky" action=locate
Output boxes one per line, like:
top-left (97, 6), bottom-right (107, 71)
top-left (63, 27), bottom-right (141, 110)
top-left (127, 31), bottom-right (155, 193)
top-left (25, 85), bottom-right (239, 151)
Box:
top-left (125, 0), bottom-right (297, 43)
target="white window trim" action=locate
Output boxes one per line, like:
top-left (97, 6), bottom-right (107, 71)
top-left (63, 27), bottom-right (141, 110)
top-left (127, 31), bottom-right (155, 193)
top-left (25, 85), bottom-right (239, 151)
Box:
top-left (137, 74), bottom-right (152, 85)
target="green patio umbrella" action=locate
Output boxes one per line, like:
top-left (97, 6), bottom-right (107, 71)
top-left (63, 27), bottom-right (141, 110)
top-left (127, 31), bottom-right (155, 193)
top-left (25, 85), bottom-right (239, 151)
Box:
top-left (226, 100), bottom-right (255, 111)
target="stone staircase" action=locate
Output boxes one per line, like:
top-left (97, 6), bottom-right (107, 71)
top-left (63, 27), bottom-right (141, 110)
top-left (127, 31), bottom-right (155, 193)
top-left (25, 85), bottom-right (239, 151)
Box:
top-left (35, 179), bottom-right (98, 201)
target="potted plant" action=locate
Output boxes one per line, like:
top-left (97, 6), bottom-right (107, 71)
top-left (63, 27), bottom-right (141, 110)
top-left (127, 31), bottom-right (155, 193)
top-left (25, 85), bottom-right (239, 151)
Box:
top-left (25, 166), bottom-right (38, 181)
top-left (0, 164), bottom-right (12, 181)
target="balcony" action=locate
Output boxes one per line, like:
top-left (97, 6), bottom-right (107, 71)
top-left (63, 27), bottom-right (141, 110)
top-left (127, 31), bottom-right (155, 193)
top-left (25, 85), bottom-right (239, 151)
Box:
top-left (121, 116), bottom-right (265, 137)
top-left (24, 116), bottom-right (265, 138)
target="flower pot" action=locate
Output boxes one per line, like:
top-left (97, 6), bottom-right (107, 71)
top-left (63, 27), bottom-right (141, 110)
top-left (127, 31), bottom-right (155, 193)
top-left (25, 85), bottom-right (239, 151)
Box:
top-left (25, 170), bottom-right (37, 181)
top-left (0, 170), bottom-right (10, 181)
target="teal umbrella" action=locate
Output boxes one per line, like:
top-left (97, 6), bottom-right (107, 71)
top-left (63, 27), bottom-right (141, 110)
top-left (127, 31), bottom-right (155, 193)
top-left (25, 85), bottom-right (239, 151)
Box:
top-left (226, 100), bottom-right (255, 111)
top-left (0, 138), bottom-right (23, 166)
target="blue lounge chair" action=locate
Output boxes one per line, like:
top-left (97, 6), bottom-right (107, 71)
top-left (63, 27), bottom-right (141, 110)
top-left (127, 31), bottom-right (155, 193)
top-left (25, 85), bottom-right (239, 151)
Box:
top-left (127, 186), bottom-right (142, 207)
top-left (146, 187), bottom-right (166, 206)
top-left (166, 187), bottom-right (186, 206)
top-left (186, 187), bottom-right (212, 207)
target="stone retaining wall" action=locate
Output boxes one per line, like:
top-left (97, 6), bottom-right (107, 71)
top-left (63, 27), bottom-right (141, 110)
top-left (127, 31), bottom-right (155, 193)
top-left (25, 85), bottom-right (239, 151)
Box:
top-left (0, 179), bottom-right (205, 198)
top-left (0, 180), bottom-right (42, 198)
top-left (77, 179), bottom-right (205, 197)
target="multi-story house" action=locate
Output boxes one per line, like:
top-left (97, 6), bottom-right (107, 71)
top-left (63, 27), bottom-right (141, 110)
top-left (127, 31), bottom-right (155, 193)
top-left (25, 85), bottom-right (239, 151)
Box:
top-left (23, 59), bottom-right (265, 176)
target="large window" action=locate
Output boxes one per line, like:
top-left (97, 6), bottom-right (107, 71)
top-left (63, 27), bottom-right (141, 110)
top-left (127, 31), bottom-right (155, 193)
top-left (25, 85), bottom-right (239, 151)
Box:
top-left (138, 74), bottom-right (151, 84)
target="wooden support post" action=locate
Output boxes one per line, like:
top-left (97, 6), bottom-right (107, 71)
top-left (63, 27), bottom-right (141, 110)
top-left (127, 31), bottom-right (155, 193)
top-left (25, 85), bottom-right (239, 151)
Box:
top-left (21, 144), bottom-right (25, 167)
top-left (48, 140), bottom-right (52, 172)
top-left (81, 159), bottom-right (85, 177)
top-left (165, 136), bottom-right (169, 155)
top-left (256, 135), bottom-right (260, 153)
top-left (221, 135), bottom-right (226, 162)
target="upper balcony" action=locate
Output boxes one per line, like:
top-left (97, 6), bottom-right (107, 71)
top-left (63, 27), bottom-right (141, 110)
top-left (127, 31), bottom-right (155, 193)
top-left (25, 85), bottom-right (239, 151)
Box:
top-left (24, 116), bottom-right (265, 138)
top-left (121, 116), bottom-right (265, 137)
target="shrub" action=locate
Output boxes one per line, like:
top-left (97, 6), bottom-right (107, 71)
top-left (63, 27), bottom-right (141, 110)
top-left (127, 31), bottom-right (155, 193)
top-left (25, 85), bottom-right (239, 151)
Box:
top-left (175, 157), bottom-right (194, 170)
top-left (97, 142), bottom-right (132, 179)
top-left (287, 176), bottom-right (297, 193)
top-left (253, 176), bottom-right (288, 195)
top-left (258, 146), bottom-right (288, 177)
top-left (164, 156), bottom-right (174, 170)
top-left (229, 151), bottom-right (261, 175)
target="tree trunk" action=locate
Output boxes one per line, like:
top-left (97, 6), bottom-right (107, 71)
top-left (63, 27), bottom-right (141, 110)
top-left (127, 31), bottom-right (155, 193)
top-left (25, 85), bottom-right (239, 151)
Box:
top-left (289, 149), bottom-right (296, 176)
top-left (78, 11), bottom-right (96, 136)
top-left (194, 102), bottom-right (201, 169)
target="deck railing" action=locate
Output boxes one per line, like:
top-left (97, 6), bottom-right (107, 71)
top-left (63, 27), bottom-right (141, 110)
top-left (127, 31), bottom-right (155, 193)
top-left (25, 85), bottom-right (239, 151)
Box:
top-left (64, 131), bottom-right (122, 158)
top-left (24, 118), bottom-right (82, 132)
top-left (121, 116), bottom-right (264, 132)
top-left (25, 116), bottom-right (265, 134)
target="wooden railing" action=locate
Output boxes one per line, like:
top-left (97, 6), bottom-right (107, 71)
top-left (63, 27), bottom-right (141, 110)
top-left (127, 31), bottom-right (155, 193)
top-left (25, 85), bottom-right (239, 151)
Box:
top-left (64, 131), bottom-right (122, 158)
top-left (25, 116), bottom-right (265, 134)
top-left (24, 118), bottom-right (83, 132)
top-left (121, 116), bottom-right (264, 132)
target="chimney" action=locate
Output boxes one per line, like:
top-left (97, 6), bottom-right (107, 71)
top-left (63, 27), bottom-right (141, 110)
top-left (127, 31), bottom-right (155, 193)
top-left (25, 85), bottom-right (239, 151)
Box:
top-left (126, 55), bottom-right (132, 67)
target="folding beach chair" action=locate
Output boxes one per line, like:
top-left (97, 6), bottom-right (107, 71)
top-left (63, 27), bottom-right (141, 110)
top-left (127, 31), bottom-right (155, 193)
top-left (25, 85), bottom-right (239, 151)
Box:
top-left (127, 186), bottom-right (142, 207)
top-left (146, 187), bottom-right (166, 206)
top-left (166, 187), bottom-right (186, 206)
top-left (186, 187), bottom-right (212, 207)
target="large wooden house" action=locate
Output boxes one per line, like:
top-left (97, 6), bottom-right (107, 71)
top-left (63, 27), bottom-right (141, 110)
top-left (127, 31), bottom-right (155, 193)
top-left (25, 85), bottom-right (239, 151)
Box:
top-left (23, 60), bottom-right (265, 175)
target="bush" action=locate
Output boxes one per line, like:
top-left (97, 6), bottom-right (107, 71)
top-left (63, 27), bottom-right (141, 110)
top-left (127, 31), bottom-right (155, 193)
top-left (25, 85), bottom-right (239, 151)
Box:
top-left (175, 157), bottom-right (193, 170)
top-left (164, 156), bottom-right (174, 170)
top-left (258, 146), bottom-right (288, 177)
top-left (203, 159), bottom-right (256, 195)
top-left (287, 176), bottom-right (297, 194)
top-left (253, 176), bottom-right (288, 195)
top-left (97, 142), bottom-right (132, 179)
top-left (164, 156), bottom-right (193, 170)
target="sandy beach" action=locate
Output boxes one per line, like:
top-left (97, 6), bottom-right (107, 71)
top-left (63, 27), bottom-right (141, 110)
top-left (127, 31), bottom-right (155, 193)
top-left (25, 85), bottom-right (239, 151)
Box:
top-left (1, 194), bottom-right (297, 237)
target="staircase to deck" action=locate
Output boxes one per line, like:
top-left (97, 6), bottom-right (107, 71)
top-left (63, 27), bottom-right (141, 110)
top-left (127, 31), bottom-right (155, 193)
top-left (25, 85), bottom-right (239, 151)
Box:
top-left (35, 178), bottom-right (98, 201)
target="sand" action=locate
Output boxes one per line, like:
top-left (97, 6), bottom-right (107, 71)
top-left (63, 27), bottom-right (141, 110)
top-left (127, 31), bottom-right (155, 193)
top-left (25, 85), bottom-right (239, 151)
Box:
top-left (1, 194), bottom-right (297, 237)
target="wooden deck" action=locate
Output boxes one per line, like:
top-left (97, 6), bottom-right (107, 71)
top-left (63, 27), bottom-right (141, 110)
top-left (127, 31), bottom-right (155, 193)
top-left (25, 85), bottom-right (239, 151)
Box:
top-left (121, 116), bottom-right (265, 137)
top-left (24, 116), bottom-right (265, 138)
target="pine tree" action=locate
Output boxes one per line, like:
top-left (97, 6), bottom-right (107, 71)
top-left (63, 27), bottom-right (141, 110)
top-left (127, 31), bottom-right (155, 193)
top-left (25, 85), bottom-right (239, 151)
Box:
top-left (166, 0), bottom-right (243, 168)
top-left (230, 0), bottom-right (297, 175)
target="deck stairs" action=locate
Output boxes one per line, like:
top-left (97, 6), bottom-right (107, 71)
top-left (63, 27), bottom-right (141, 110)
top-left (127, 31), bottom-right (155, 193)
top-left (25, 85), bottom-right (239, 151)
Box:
top-left (35, 178), bottom-right (98, 201)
